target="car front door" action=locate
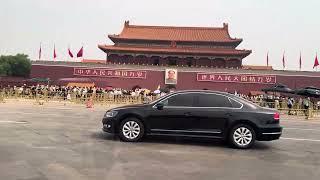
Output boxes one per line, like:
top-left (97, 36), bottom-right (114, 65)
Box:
top-left (147, 93), bottom-right (197, 135)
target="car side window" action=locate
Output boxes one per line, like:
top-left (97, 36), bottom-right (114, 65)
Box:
top-left (195, 93), bottom-right (232, 107)
top-left (229, 98), bottom-right (242, 108)
top-left (162, 93), bottom-right (195, 107)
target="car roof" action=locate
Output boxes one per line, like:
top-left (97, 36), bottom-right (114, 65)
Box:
top-left (163, 90), bottom-right (262, 110)
top-left (171, 90), bottom-right (230, 96)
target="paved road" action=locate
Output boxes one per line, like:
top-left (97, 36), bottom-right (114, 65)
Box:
top-left (0, 102), bottom-right (320, 180)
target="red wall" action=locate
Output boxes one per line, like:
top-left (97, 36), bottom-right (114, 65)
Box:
top-left (0, 77), bottom-right (28, 87)
top-left (30, 64), bottom-right (320, 94)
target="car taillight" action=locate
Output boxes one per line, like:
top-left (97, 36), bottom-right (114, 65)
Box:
top-left (274, 112), bottom-right (280, 121)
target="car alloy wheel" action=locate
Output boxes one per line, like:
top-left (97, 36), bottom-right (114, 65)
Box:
top-left (122, 121), bottom-right (141, 140)
top-left (230, 124), bottom-right (255, 149)
top-left (119, 118), bottom-right (144, 142)
top-left (233, 127), bottom-right (252, 146)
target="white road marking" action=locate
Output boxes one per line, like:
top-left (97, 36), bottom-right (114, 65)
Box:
top-left (284, 127), bottom-right (320, 132)
top-left (281, 137), bottom-right (320, 142)
top-left (0, 107), bottom-right (76, 112)
top-left (281, 120), bottom-right (320, 124)
top-left (0, 111), bottom-right (95, 117)
top-left (0, 112), bottom-right (60, 117)
top-left (0, 112), bottom-right (35, 115)
top-left (0, 121), bottom-right (28, 124)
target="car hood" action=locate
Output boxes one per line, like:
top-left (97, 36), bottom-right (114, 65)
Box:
top-left (110, 104), bottom-right (150, 111)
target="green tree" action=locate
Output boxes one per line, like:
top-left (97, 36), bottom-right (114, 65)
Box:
top-left (0, 62), bottom-right (12, 76)
top-left (0, 54), bottom-right (31, 77)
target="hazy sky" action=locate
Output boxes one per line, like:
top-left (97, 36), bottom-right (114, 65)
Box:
top-left (1, 0), bottom-right (319, 71)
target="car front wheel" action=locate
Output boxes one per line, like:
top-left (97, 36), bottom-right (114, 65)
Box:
top-left (229, 124), bottom-right (256, 149)
top-left (119, 118), bottom-right (144, 142)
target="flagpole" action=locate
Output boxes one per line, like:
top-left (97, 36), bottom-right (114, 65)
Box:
top-left (39, 42), bottom-right (42, 61)
top-left (282, 51), bottom-right (285, 71)
top-left (267, 51), bottom-right (269, 67)
top-left (299, 51), bottom-right (301, 71)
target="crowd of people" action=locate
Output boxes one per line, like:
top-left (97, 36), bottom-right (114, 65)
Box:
top-left (1, 84), bottom-right (319, 116)
top-left (0, 84), bottom-right (171, 100)
top-left (236, 92), bottom-right (320, 117)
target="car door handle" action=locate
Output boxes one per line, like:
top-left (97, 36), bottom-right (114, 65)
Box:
top-left (225, 113), bottom-right (232, 117)
top-left (184, 112), bottom-right (192, 117)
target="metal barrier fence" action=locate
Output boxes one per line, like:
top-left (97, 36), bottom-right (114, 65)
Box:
top-left (252, 100), bottom-right (319, 118)
top-left (0, 90), bottom-right (319, 118)
top-left (252, 101), bottom-right (316, 109)
top-left (0, 90), bottom-right (159, 105)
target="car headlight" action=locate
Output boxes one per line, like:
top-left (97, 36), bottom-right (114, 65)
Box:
top-left (105, 111), bottom-right (118, 118)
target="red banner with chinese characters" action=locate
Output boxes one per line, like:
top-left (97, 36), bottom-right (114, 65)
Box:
top-left (73, 68), bottom-right (147, 79)
top-left (197, 73), bottom-right (276, 84)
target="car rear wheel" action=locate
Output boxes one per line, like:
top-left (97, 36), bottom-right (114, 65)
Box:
top-left (119, 118), bottom-right (144, 142)
top-left (229, 124), bottom-right (256, 149)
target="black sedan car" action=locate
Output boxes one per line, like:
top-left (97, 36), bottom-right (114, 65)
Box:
top-left (102, 90), bottom-right (282, 149)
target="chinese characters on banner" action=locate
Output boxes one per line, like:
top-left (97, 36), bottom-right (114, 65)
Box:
top-left (197, 73), bottom-right (276, 84)
top-left (73, 68), bottom-right (147, 79)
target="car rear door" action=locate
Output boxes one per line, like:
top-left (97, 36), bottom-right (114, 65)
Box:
top-left (188, 93), bottom-right (235, 137)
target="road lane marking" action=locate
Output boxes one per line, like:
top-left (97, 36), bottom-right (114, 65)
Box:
top-left (0, 108), bottom-right (77, 113)
top-left (281, 120), bottom-right (320, 124)
top-left (282, 119), bottom-right (320, 122)
top-left (0, 112), bottom-right (35, 115)
top-left (281, 137), bottom-right (320, 142)
top-left (284, 127), bottom-right (320, 132)
top-left (0, 111), bottom-right (95, 117)
top-left (0, 121), bottom-right (28, 124)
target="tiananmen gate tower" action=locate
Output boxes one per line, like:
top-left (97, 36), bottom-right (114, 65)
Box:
top-left (98, 21), bottom-right (251, 68)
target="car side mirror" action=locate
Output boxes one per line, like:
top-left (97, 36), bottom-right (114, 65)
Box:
top-left (155, 103), bottom-right (164, 110)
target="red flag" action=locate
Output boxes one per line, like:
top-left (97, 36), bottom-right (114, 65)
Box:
top-left (313, 54), bottom-right (319, 69)
top-left (68, 48), bottom-right (74, 58)
top-left (299, 52), bottom-right (302, 70)
top-left (267, 52), bottom-right (269, 66)
top-left (282, 52), bottom-right (285, 69)
top-left (77, 46), bottom-right (83, 58)
top-left (39, 43), bottom-right (42, 60)
top-left (53, 44), bottom-right (57, 59)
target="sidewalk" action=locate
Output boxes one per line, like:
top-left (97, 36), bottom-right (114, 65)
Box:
top-left (281, 114), bottom-right (320, 121)
top-left (0, 98), bottom-right (121, 110)
top-left (1, 98), bottom-right (320, 121)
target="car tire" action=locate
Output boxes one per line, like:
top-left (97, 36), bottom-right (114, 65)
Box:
top-left (119, 118), bottom-right (144, 142)
top-left (229, 124), bottom-right (256, 149)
